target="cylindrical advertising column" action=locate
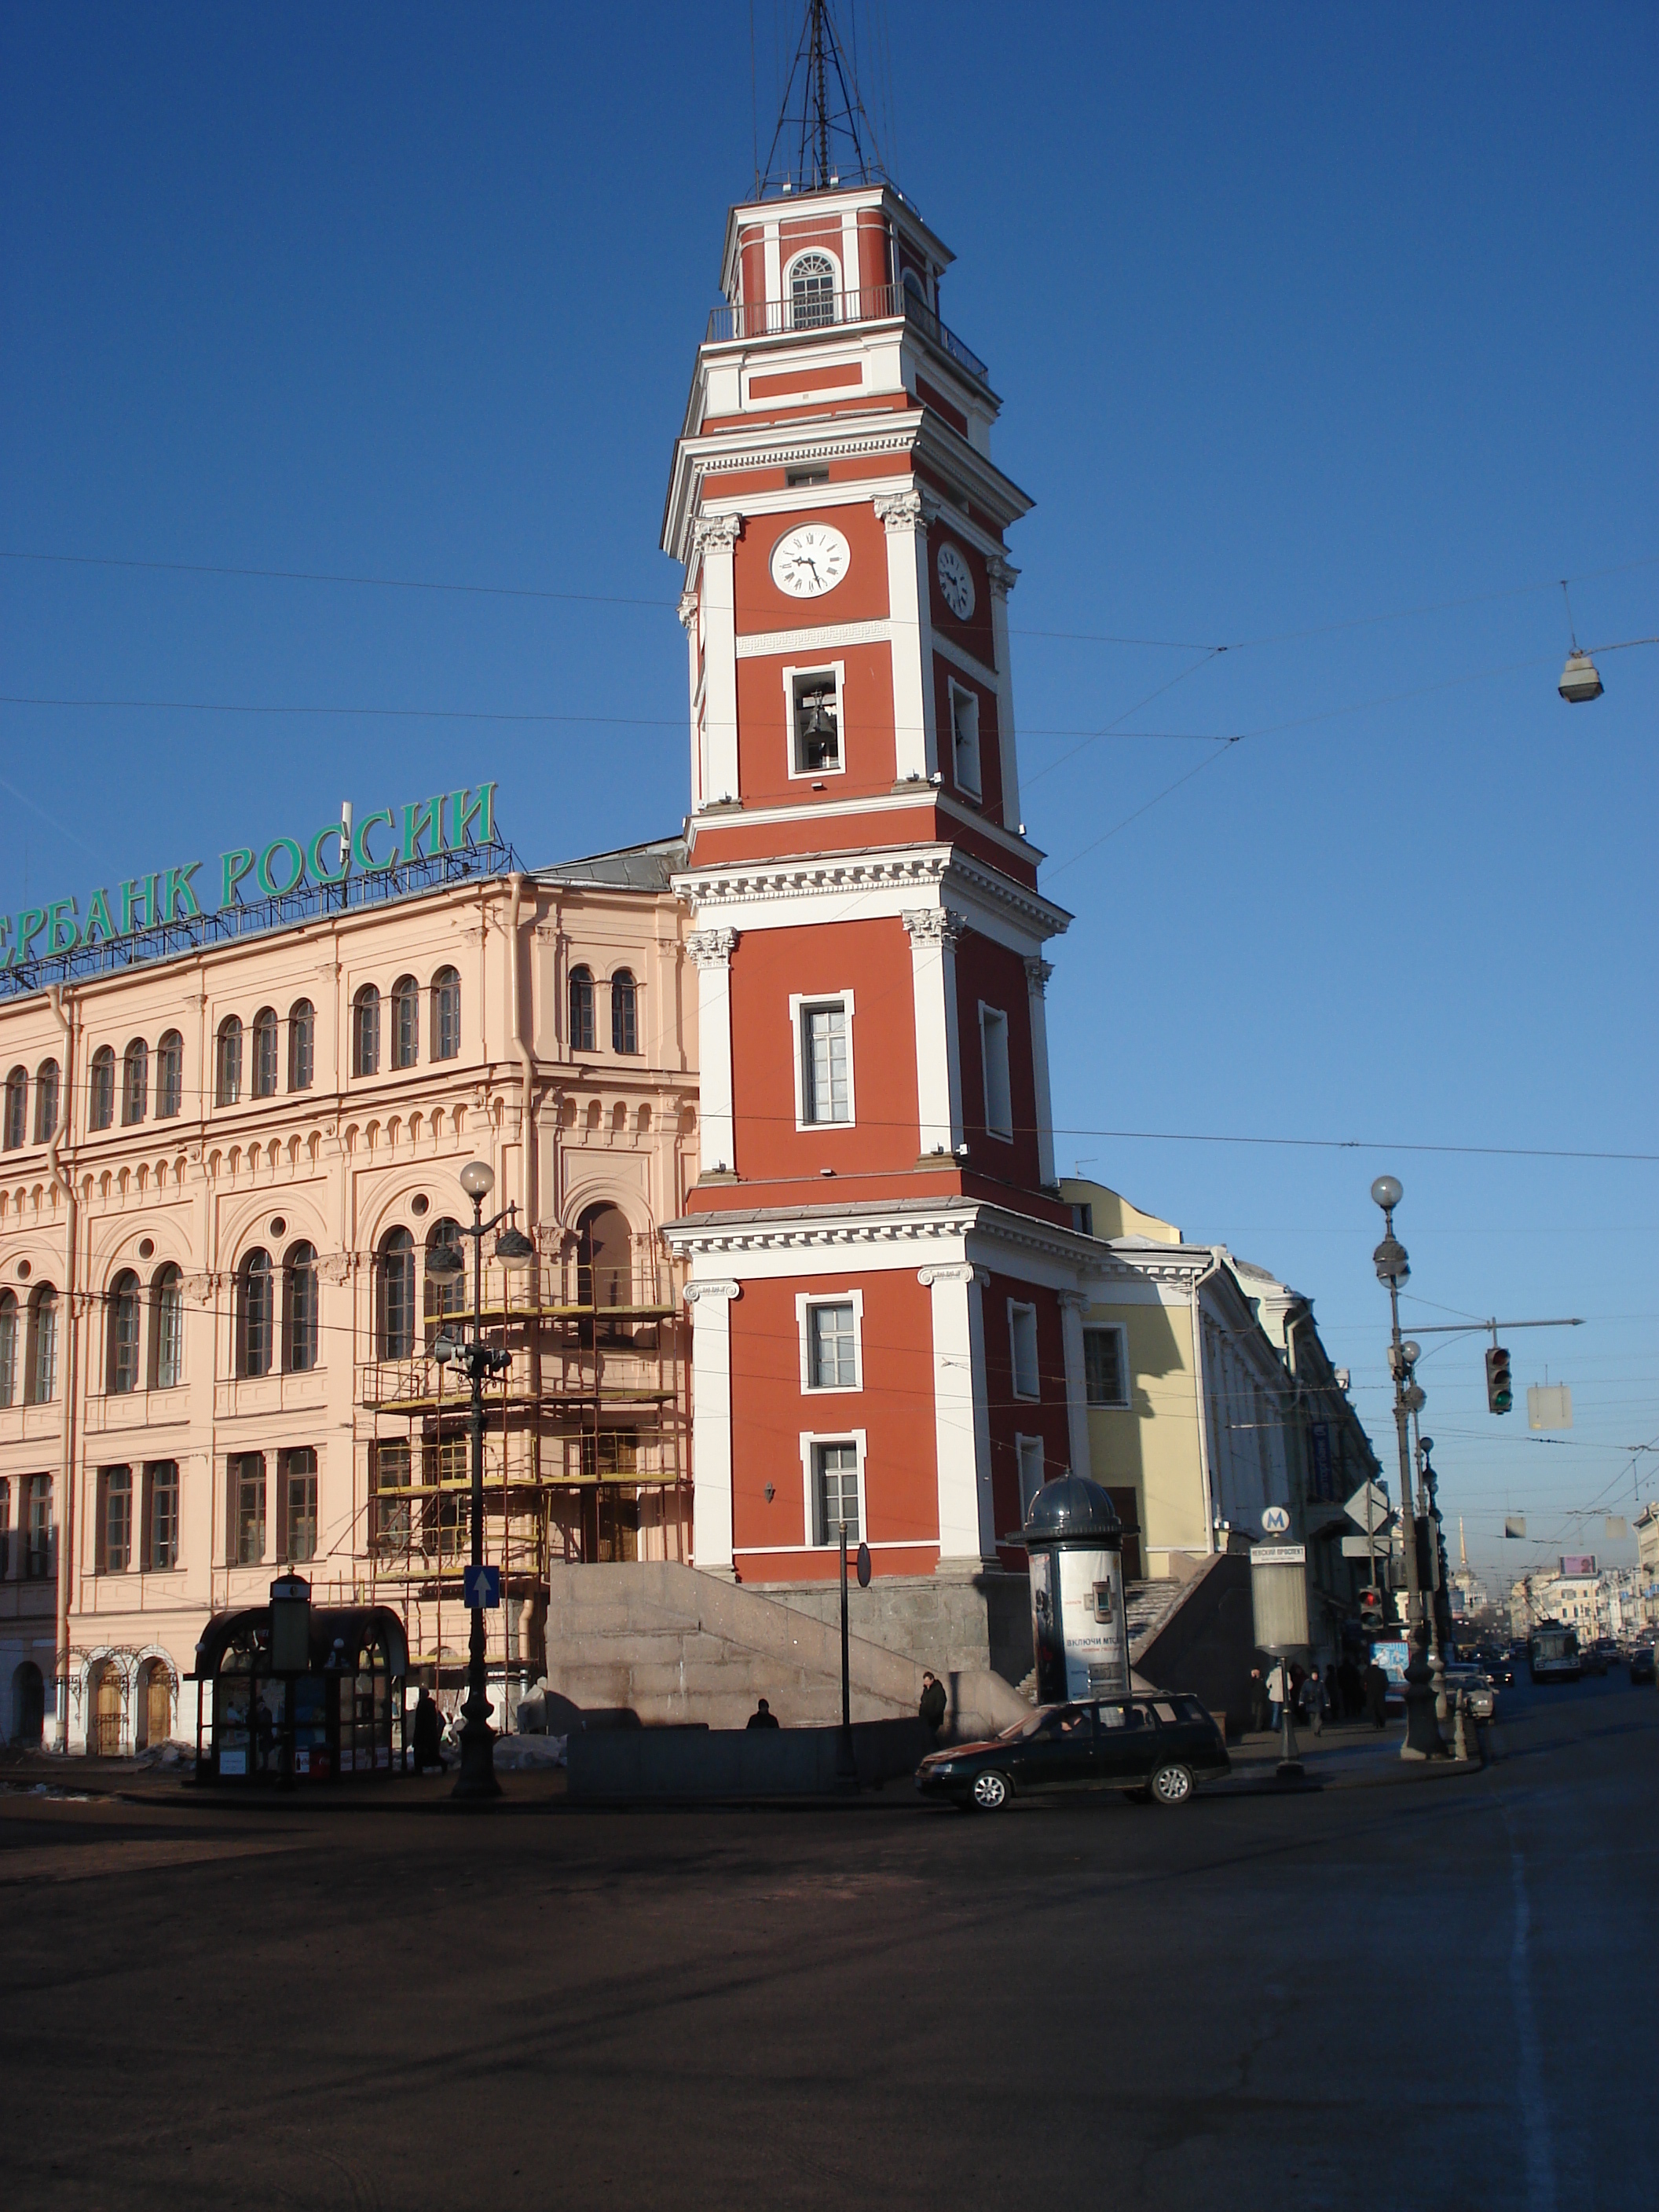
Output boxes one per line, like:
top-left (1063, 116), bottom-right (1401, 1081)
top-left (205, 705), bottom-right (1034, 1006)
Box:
top-left (1023, 1475), bottom-right (1129, 1705)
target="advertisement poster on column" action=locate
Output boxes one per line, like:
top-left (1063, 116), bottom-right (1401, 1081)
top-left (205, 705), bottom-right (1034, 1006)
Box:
top-left (1057, 1549), bottom-right (1129, 1701)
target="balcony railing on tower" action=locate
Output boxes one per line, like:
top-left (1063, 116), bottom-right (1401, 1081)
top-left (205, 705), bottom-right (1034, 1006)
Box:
top-left (705, 280), bottom-right (988, 385)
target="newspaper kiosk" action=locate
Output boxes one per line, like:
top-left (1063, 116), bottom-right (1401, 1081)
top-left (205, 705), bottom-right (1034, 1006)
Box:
top-left (193, 1580), bottom-right (409, 1784)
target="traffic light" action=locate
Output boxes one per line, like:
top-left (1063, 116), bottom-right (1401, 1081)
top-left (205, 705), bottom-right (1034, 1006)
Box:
top-left (1358, 1588), bottom-right (1385, 1635)
top-left (1485, 1344), bottom-right (1514, 1415)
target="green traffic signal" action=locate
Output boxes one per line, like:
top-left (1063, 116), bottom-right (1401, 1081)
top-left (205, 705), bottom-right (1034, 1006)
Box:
top-left (1485, 1344), bottom-right (1513, 1415)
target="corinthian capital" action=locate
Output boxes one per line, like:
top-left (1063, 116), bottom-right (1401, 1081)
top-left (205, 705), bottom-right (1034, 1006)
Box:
top-left (1024, 956), bottom-right (1055, 995)
top-left (873, 489), bottom-right (934, 536)
top-left (902, 907), bottom-right (966, 947)
top-left (693, 512), bottom-right (744, 558)
top-left (686, 928), bottom-right (739, 970)
top-left (987, 552), bottom-right (1020, 598)
top-left (677, 589), bottom-right (699, 630)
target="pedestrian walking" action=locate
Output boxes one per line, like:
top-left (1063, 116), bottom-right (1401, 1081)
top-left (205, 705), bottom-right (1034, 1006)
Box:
top-left (411, 1686), bottom-right (444, 1773)
top-left (918, 1671), bottom-right (947, 1739)
top-left (1248, 1668), bottom-right (1270, 1733)
top-left (1305, 1667), bottom-right (1325, 1737)
top-left (1364, 1659), bottom-right (1389, 1730)
top-left (1265, 1661), bottom-right (1285, 1732)
top-left (746, 1697), bottom-right (780, 1730)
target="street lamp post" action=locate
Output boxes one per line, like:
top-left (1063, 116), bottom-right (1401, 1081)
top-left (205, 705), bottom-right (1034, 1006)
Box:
top-left (427, 1159), bottom-right (536, 1804)
top-left (1368, 1177), bottom-right (1443, 1760)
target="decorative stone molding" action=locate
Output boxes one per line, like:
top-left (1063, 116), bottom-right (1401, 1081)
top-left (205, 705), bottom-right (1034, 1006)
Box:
top-left (685, 927), bottom-right (739, 971)
top-left (692, 512), bottom-right (744, 557)
top-left (676, 846), bottom-right (1071, 940)
top-left (683, 1278), bottom-right (742, 1305)
top-left (317, 1252), bottom-right (355, 1287)
top-left (1024, 957), bottom-right (1055, 995)
top-left (986, 553), bottom-right (1020, 598)
top-left (1057, 1288), bottom-right (1090, 1312)
top-left (873, 489), bottom-right (938, 535)
top-left (699, 427), bottom-right (915, 478)
top-left (902, 907), bottom-right (967, 947)
top-left (677, 589), bottom-right (699, 631)
top-left (917, 1262), bottom-right (984, 1288)
top-left (182, 1271), bottom-right (222, 1303)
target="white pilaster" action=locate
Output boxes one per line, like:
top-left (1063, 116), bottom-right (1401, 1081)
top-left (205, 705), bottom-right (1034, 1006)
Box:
top-left (694, 515), bottom-right (742, 806)
top-left (684, 1278), bottom-right (742, 1576)
top-left (874, 489), bottom-right (938, 783)
top-left (920, 1262), bottom-right (997, 1568)
top-left (903, 907), bottom-right (965, 1158)
top-left (678, 588), bottom-right (703, 810)
top-left (686, 929), bottom-right (738, 1174)
top-left (1059, 1289), bottom-right (1093, 1483)
top-left (987, 553), bottom-right (1023, 829)
top-left (1024, 956), bottom-right (1057, 1188)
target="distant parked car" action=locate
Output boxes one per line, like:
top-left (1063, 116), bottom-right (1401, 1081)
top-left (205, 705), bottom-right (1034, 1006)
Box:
top-left (915, 1694), bottom-right (1230, 1812)
top-left (1444, 1668), bottom-right (1496, 1720)
top-left (1485, 1655), bottom-right (1515, 1687)
top-left (1628, 1647), bottom-right (1656, 1686)
top-left (1581, 1642), bottom-right (1610, 1678)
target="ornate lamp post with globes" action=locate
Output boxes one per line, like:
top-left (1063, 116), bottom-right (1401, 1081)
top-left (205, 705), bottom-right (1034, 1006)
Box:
top-left (1369, 1176), bottom-right (1444, 1759)
top-left (425, 1159), bottom-right (536, 1802)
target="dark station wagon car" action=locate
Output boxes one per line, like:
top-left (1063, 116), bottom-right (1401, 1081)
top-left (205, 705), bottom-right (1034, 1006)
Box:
top-left (915, 1694), bottom-right (1230, 1811)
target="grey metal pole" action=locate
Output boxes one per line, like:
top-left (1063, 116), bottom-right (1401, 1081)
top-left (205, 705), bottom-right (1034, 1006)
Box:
top-left (835, 1517), bottom-right (856, 1787)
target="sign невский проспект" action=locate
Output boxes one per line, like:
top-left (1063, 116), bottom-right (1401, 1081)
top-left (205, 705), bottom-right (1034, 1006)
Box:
top-left (0, 782), bottom-right (499, 980)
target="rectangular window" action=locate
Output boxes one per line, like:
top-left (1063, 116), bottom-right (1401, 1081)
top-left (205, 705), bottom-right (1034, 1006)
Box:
top-left (373, 1441), bottom-right (411, 1557)
top-left (980, 1005), bottom-right (1013, 1140)
top-left (98, 1467), bottom-right (133, 1573)
top-left (25, 1474), bottom-right (52, 1579)
top-left (813, 1441), bottom-right (861, 1546)
top-left (423, 1436), bottom-right (466, 1560)
top-left (800, 1002), bottom-right (851, 1125)
top-left (230, 1452), bottom-right (266, 1566)
top-left (786, 665), bottom-right (843, 776)
top-left (280, 1448), bottom-right (318, 1564)
top-left (1084, 1325), bottom-right (1128, 1409)
top-left (786, 465), bottom-right (830, 488)
top-left (807, 1301), bottom-right (858, 1390)
top-left (145, 1462), bottom-right (179, 1572)
top-left (949, 680), bottom-right (981, 797)
top-left (1009, 1302), bottom-right (1040, 1400)
top-left (1017, 1435), bottom-right (1046, 1520)
top-left (579, 1429), bottom-right (640, 1481)
top-left (1071, 1201), bottom-right (1094, 1238)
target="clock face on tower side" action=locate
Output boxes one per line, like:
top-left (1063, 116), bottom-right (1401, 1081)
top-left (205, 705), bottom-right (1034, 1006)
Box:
top-left (936, 540), bottom-right (976, 621)
top-left (770, 523), bottom-right (851, 599)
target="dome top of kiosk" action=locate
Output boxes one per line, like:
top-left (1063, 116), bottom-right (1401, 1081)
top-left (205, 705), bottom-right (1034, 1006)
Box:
top-left (1022, 1473), bottom-right (1122, 1547)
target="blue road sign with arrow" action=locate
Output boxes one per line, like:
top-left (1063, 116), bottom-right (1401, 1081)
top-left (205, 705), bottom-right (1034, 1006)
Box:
top-left (463, 1563), bottom-right (501, 1610)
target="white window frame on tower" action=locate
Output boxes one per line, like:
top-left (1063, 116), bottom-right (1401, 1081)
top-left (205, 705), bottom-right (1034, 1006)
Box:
top-left (790, 990), bottom-right (856, 1131)
top-left (979, 1002), bottom-right (1013, 1141)
top-left (800, 1428), bottom-right (868, 1546)
top-left (784, 248), bottom-right (841, 330)
top-left (796, 1289), bottom-right (864, 1393)
top-left (947, 678), bottom-right (982, 798)
top-left (781, 660), bottom-right (846, 782)
top-left (1016, 1434), bottom-right (1047, 1518)
top-left (1009, 1301), bottom-right (1041, 1401)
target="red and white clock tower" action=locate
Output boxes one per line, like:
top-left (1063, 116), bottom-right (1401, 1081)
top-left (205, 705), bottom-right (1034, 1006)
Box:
top-left (662, 166), bottom-right (1097, 1623)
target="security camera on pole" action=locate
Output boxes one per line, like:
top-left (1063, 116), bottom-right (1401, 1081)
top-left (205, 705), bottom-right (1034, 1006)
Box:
top-left (1369, 1177), bottom-right (1445, 1760)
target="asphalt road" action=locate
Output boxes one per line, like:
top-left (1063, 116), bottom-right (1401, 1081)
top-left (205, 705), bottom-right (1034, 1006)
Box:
top-left (2, 1671), bottom-right (1653, 2212)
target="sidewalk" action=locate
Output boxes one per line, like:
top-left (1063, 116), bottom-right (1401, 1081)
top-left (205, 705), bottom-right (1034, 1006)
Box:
top-left (1220, 1717), bottom-right (1483, 1792)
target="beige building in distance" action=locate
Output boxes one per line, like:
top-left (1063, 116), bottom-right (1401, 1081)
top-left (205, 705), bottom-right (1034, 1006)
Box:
top-left (0, 806), bottom-right (698, 1755)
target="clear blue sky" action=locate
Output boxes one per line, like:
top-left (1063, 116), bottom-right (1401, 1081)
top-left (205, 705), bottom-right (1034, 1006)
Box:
top-left (3, 2), bottom-right (1654, 1589)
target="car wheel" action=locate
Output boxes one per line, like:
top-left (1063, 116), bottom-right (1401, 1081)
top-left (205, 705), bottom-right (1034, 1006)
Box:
top-left (1149, 1761), bottom-right (1195, 1807)
top-left (971, 1769), bottom-right (1011, 1812)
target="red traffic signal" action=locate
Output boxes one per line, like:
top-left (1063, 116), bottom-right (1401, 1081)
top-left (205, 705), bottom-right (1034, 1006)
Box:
top-left (1357, 1588), bottom-right (1384, 1631)
top-left (1485, 1345), bottom-right (1514, 1415)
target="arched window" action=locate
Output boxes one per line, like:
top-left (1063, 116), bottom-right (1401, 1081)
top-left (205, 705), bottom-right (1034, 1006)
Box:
top-left (27, 1287), bottom-right (57, 1404)
top-left (424, 1218), bottom-right (467, 1324)
top-left (34, 1059), bottom-right (59, 1143)
top-left (432, 966), bottom-right (461, 1061)
top-left (216, 1017), bottom-right (243, 1106)
top-left (122, 1038), bottom-right (148, 1125)
top-left (391, 976), bottom-right (419, 1070)
top-left (577, 1203), bottom-right (632, 1310)
top-left (353, 986), bottom-right (380, 1077)
top-left (153, 1265), bottom-right (184, 1389)
top-left (789, 251), bottom-right (838, 330)
top-left (3, 1067), bottom-right (27, 1151)
top-left (288, 1000), bottom-right (315, 1092)
top-left (0, 1290), bottom-right (16, 1407)
top-left (236, 1250), bottom-right (273, 1378)
top-left (284, 1242), bottom-right (318, 1372)
top-left (108, 1270), bottom-right (141, 1395)
top-left (611, 970), bottom-right (638, 1055)
top-left (89, 1047), bottom-right (115, 1131)
top-left (156, 1031), bottom-right (183, 1119)
top-left (252, 1008), bottom-right (278, 1098)
top-left (378, 1227), bottom-right (416, 1358)
top-left (569, 965), bottom-right (595, 1052)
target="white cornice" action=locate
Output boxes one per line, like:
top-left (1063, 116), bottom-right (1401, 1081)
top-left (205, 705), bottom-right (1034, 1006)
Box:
top-left (664, 1195), bottom-right (1096, 1276)
top-left (672, 842), bottom-right (1071, 942)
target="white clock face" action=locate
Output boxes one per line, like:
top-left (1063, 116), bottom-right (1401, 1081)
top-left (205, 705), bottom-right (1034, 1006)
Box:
top-left (936, 540), bottom-right (975, 620)
top-left (770, 523), bottom-right (850, 599)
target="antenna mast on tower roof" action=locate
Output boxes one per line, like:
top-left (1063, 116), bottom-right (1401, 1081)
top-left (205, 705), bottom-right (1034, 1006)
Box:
top-left (761, 0), bottom-right (885, 197)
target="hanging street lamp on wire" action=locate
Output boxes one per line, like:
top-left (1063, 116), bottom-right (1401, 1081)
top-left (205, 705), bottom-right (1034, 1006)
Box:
top-left (1555, 578), bottom-right (1657, 703)
top-left (425, 1159), bottom-right (536, 1802)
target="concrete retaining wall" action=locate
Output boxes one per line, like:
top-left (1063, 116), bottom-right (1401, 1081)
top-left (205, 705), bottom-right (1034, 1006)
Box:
top-left (567, 1717), bottom-right (936, 1802)
top-left (541, 1562), bottom-right (1031, 1738)
top-left (749, 1568), bottom-right (1033, 1686)
top-left (1132, 1552), bottom-right (1258, 1735)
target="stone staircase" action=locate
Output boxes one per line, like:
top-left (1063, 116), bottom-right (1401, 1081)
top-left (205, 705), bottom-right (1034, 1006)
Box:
top-left (1125, 1577), bottom-right (1188, 1657)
